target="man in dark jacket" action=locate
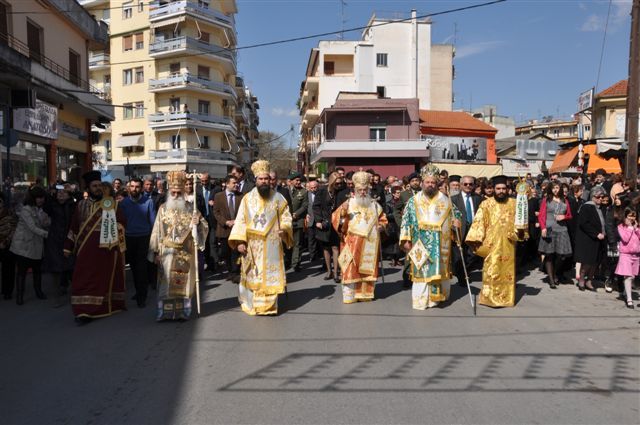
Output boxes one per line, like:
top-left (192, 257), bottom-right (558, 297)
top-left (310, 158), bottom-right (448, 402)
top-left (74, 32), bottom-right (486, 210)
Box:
top-left (287, 172), bottom-right (308, 271)
top-left (394, 171), bottom-right (421, 287)
top-left (213, 175), bottom-right (243, 282)
top-left (450, 175), bottom-right (482, 286)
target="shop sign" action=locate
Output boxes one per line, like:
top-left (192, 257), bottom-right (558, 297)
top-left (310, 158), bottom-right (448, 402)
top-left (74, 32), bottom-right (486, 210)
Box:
top-left (61, 122), bottom-right (86, 140)
top-left (422, 134), bottom-right (487, 162)
top-left (13, 100), bottom-right (58, 139)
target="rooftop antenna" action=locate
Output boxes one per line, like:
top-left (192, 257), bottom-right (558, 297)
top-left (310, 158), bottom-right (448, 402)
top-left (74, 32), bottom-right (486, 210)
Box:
top-left (453, 22), bottom-right (458, 46)
top-left (338, 0), bottom-right (347, 40)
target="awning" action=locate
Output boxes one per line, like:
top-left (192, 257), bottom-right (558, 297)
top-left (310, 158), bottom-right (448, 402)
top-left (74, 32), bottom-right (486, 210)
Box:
top-left (432, 162), bottom-right (502, 178)
top-left (149, 16), bottom-right (185, 29)
top-left (596, 138), bottom-right (625, 155)
top-left (549, 146), bottom-right (578, 173)
top-left (584, 144), bottom-right (621, 173)
top-left (115, 135), bottom-right (144, 148)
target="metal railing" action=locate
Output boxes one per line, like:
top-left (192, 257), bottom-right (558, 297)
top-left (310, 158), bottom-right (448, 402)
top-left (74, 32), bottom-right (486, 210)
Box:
top-left (148, 74), bottom-right (236, 98)
top-left (149, 148), bottom-right (236, 162)
top-left (0, 31), bottom-right (110, 101)
top-left (149, 36), bottom-right (236, 65)
top-left (149, 1), bottom-right (235, 26)
top-left (148, 111), bottom-right (235, 127)
top-left (89, 52), bottom-right (110, 68)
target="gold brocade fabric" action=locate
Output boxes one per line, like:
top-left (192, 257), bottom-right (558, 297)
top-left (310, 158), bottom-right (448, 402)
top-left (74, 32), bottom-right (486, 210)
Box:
top-left (228, 189), bottom-right (293, 315)
top-left (331, 199), bottom-right (387, 286)
top-left (465, 197), bottom-right (527, 307)
top-left (148, 202), bottom-right (208, 301)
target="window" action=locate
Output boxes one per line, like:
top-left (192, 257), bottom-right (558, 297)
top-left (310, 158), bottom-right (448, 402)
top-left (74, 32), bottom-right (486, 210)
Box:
top-left (104, 74), bottom-right (111, 85)
top-left (369, 126), bottom-right (386, 142)
top-left (376, 86), bottom-right (386, 98)
top-left (134, 66), bottom-right (144, 83)
top-left (169, 97), bottom-right (180, 113)
top-left (135, 32), bottom-right (143, 49)
top-left (376, 53), bottom-right (388, 67)
top-left (26, 20), bottom-right (43, 63)
top-left (134, 102), bottom-right (144, 118)
top-left (324, 61), bottom-right (334, 75)
top-left (198, 100), bottom-right (210, 115)
top-left (123, 7), bottom-right (132, 19)
top-left (123, 68), bottom-right (133, 85)
top-left (171, 135), bottom-right (181, 149)
top-left (199, 32), bottom-right (210, 44)
top-left (123, 103), bottom-right (134, 119)
top-left (102, 8), bottom-right (110, 21)
top-left (198, 0), bottom-right (210, 8)
top-left (197, 65), bottom-right (210, 80)
top-left (68, 49), bottom-right (81, 86)
top-left (123, 35), bottom-right (133, 51)
top-left (137, 1), bottom-right (144, 12)
top-left (201, 135), bottom-right (209, 148)
top-left (169, 62), bottom-right (180, 76)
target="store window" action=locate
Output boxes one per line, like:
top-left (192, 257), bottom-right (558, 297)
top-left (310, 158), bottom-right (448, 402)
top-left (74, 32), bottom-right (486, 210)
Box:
top-left (57, 147), bottom-right (85, 184)
top-left (1, 140), bottom-right (48, 191)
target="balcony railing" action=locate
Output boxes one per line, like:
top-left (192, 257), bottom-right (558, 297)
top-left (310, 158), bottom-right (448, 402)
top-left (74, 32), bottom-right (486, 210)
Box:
top-left (149, 1), bottom-right (235, 27)
top-left (0, 31), bottom-right (104, 96)
top-left (148, 112), bottom-right (236, 128)
top-left (149, 148), bottom-right (236, 162)
top-left (89, 52), bottom-right (110, 68)
top-left (149, 36), bottom-right (236, 65)
top-left (148, 74), bottom-right (236, 98)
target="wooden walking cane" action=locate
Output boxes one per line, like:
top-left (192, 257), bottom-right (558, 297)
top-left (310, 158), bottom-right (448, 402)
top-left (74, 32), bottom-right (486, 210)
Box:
top-left (188, 170), bottom-right (202, 318)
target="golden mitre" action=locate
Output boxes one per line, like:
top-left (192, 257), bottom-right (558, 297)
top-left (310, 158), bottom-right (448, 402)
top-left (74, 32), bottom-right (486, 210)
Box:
top-left (251, 160), bottom-right (271, 177)
top-left (166, 170), bottom-right (187, 190)
top-left (420, 163), bottom-right (440, 179)
top-left (352, 170), bottom-right (371, 189)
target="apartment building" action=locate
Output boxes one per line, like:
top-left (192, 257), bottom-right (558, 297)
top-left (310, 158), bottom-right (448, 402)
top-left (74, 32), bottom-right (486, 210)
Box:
top-left (0, 0), bottom-right (114, 185)
top-left (515, 118), bottom-right (582, 144)
top-left (592, 79), bottom-right (629, 140)
top-left (298, 10), bottom-right (454, 175)
top-left (82, 0), bottom-right (256, 178)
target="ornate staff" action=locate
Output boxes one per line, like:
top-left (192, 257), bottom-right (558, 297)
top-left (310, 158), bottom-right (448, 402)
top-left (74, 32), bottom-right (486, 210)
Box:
top-left (187, 169), bottom-right (202, 318)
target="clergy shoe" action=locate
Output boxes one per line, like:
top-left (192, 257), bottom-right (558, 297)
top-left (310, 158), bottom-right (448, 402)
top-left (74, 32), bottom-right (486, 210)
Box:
top-left (75, 317), bottom-right (92, 326)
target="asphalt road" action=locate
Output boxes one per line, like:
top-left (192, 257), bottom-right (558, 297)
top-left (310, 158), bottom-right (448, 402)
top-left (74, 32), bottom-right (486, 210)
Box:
top-left (1, 260), bottom-right (638, 425)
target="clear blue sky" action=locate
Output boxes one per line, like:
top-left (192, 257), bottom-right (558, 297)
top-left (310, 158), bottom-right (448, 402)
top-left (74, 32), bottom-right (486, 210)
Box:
top-left (235, 0), bottom-right (632, 147)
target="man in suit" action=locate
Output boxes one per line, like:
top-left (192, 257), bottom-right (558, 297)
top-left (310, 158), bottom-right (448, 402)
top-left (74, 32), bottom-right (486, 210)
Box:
top-left (231, 165), bottom-right (254, 194)
top-left (287, 172), bottom-right (308, 272)
top-left (268, 170), bottom-right (293, 269)
top-left (306, 178), bottom-right (320, 261)
top-left (393, 172), bottom-right (422, 287)
top-left (198, 172), bottom-right (217, 271)
top-left (450, 175), bottom-right (482, 286)
top-left (213, 175), bottom-right (242, 282)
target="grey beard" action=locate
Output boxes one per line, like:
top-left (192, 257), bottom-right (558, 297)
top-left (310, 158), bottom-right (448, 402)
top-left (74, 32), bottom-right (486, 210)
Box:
top-left (257, 185), bottom-right (271, 199)
top-left (450, 189), bottom-right (460, 196)
top-left (166, 195), bottom-right (188, 212)
top-left (354, 195), bottom-right (372, 208)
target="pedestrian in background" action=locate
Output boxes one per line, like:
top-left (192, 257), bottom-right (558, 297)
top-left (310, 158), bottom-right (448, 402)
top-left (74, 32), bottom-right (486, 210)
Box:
top-left (615, 207), bottom-right (640, 309)
top-left (287, 172), bottom-right (308, 272)
top-left (0, 193), bottom-right (17, 300)
top-left (574, 187), bottom-right (607, 292)
top-left (538, 181), bottom-right (573, 288)
top-left (213, 175), bottom-right (242, 282)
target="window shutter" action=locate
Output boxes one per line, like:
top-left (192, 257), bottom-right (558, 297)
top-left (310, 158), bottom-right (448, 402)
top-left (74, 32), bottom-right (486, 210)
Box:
top-left (123, 35), bottom-right (133, 50)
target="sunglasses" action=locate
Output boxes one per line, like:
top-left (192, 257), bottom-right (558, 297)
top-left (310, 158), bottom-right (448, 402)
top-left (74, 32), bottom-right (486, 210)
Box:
top-left (462, 183), bottom-right (474, 186)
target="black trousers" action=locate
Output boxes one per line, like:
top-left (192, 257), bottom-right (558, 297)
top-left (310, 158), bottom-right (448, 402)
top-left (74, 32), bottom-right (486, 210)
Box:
top-left (307, 227), bottom-right (320, 261)
top-left (0, 248), bottom-right (15, 296)
top-left (14, 254), bottom-right (42, 293)
top-left (218, 237), bottom-right (239, 275)
top-left (125, 235), bottom-right (153, 302)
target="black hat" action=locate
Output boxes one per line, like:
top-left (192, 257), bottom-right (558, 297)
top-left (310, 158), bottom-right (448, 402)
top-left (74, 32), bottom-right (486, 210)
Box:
top-left (491, 175), bottom-right (508, 186)
top-left (449, 175), bottom-right (461, 183)
top-left (287, 171), bottom-right (301, 180)
top-left (595, 168), bottom-right (607, 176)
top-left (408, 172), bottom-right (420, 181)
top-left (82, 170), bottom-right (102, 186)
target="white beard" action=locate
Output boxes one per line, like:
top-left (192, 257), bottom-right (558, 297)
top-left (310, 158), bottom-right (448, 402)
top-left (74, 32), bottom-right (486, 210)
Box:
top-left (166, 195), bottom-right (188, 213)
top-left (354, 194), bottom-right (373, 208)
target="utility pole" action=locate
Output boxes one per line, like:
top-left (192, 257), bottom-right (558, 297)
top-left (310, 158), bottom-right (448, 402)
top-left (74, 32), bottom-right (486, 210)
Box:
top-left (625, 0), bottom-right (640, 184)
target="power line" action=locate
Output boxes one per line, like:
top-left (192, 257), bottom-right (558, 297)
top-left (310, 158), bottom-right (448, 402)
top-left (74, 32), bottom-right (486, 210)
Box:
top-left (595, 0), bottom-right (612, 93)
top-left (98, 0), bottom-right (508, 67)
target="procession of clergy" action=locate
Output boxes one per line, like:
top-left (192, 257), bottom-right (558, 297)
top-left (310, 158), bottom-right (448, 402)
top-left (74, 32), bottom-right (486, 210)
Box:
top-left (66, 159), bottom-right (527, 322)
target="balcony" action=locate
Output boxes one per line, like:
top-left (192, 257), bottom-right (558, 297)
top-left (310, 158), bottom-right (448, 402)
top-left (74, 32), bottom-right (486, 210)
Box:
top-left (309, 139), bottom-right (432, 164)
top-left (89, 52), bottom-right (110, 70)
top-left (149, 148), bottom-right (236, 164)
top-left (149, 1), bottom-right (235, 33)
top-left (148, 74), bottom-right (237, 100)
top-left (149, 36), bottom-right (236, 70)
top-left (148, 111), bottom-right (236, 132)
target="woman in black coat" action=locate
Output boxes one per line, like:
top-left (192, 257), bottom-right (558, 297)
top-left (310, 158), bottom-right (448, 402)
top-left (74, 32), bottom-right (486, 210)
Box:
top-left (42, 186), bottom-right (75, 306)
top-left (574, 187), bottom-right (607, 291)
top-left (312, 172), bottom-right (344, 282)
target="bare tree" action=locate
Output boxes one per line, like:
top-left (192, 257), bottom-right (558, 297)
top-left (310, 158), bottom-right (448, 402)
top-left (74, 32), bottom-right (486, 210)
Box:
top-left (254, 130), bottom-right (297, 178)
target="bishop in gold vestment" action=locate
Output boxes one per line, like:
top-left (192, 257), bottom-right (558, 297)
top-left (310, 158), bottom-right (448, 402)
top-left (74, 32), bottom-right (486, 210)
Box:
top-left (332, 171), bottom-right (387, 303)
top-left (466, 175), bottom-right (527, 308)
top-left (148, 171), bottom-right (208, 321)
top-left (229, 160), bottom-right (293, 315)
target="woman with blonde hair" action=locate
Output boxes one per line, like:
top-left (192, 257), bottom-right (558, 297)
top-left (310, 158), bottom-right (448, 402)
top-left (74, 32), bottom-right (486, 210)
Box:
top-left (312, 172), bottom-right (345, 282)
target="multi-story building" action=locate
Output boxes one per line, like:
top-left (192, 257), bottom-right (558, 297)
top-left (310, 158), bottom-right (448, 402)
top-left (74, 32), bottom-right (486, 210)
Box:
top-left (515, 118), bottom-right (583, 143)
top-left (234, 76), bottom-right (259, 166)
top-left (0, 0), bottom-right (114, 186)
top-left (471, 105), bottom-right (515, 139)
top-left (299, 10), bottom-right (454, 174)
top-left (592, 79), bottom-right (628, 140)
top-left (82, 0), bottom-right (254, 178)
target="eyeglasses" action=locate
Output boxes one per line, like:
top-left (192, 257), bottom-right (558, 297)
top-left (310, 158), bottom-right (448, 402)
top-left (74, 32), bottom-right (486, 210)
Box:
top-left (462, 183), bottom-right (474, 186)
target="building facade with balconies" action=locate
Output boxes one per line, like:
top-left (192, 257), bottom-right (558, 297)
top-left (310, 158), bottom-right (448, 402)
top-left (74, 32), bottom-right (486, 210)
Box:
top-left (298, 10), bottom-right (454, 175)
top-left (0, 0), bottom-right (114, 186)
top-left (83, 0), bottom-right (253, 178)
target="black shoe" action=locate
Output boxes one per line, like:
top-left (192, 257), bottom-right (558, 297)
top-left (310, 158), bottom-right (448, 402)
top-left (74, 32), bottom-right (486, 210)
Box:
top-left (323, 272), bottom-right (334, 281)
top-left (130, 294), bottom-right (138, 301)
top-left (137, 299), bottom-right (146, 308)
top-left (75, 317), bottom-right (92, 326)
top-left (2, 294), bottom-right (10, 300)
top-left (334, 276), bottom-right (341, 284)
top-left (294, 266), bottom-right (301, 273)
top-left (626, 301), bottom-right (634, 309)
top-left (231, 274), bottom-right (240, 284)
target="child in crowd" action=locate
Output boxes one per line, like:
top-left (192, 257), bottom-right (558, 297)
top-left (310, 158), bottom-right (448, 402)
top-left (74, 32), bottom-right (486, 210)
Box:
top-left (615, 208), bottom-right (640, 309)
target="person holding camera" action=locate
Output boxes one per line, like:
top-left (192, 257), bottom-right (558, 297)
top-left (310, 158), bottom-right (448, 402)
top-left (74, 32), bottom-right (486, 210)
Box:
top-left (538, 181), bottom-right (573, 289)
top-left (615, 207), bottom-right (640, 309)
